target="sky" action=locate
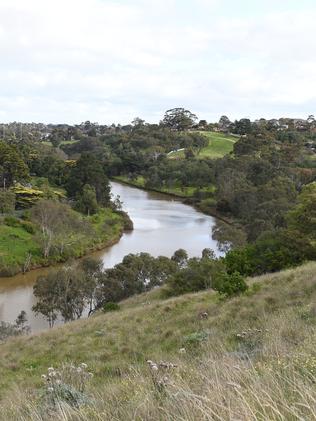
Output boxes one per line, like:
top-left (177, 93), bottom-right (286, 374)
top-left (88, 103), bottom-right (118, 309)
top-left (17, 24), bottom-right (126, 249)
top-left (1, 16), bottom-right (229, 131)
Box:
top-left (0, 0), bottom-right (316, 124)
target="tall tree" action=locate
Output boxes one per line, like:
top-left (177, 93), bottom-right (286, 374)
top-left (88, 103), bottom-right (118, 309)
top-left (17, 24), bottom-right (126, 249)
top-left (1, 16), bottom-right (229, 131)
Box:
top-left (66, 153), bottom-right (110, 206)
top-left (162, 108), bottom-right (198, 131)
top-left (0, 141), bottom-right (29, 188)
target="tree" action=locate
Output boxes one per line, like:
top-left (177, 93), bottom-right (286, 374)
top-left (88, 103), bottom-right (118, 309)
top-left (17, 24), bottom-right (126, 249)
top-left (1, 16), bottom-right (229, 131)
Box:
top-left (15, 310), bottom-right (30, 334)
top-left (31, 200), bottom-right (82, 258)
top-left (75, 184), bottom-right (98, 216)
top-left (171, 249), bottom-right (188, 268)
top-left (66, 153), bottom-right (111, 206)
top-left (162, 108), bottom-right (198, 131)
top-left (218, 115), bottom-right (231, 131)
top-left (33, 272), bottom-right (60, 327)
top-left (213, 272), bottom-right (248, 297)
top-left (0, 141), bottom-right (29, 188)
top-left (287, 182), bottom-right (316, 239)
top-left (79, 257), bottom-right (103, 315)
top-left (0, 190), bottom-right (15, 213)
top-left (33, 267), bottom-right (91, 325)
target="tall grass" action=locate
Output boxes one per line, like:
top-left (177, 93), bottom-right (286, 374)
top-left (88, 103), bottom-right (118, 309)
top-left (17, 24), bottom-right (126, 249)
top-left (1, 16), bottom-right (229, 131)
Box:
top-left (1, 262), bottom-right (316, 420)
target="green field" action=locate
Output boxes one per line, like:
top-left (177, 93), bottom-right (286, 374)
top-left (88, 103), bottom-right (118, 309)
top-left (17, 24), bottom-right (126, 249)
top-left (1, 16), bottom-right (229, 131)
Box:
top-left (168, 131), bottom-right (237, 159)
top-left (1, 262), bottom-right (316, 419)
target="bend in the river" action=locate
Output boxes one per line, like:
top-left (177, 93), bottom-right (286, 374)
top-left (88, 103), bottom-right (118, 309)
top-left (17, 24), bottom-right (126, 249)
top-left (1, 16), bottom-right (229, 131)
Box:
top-left (0, 181), bottom-right (222, 331)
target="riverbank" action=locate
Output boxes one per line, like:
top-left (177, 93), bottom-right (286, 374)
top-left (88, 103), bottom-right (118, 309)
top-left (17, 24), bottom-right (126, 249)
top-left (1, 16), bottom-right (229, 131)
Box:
top-left (0, 208), bottom-right (132, 278)
top-left (112, 176), bottom-right (234, 225)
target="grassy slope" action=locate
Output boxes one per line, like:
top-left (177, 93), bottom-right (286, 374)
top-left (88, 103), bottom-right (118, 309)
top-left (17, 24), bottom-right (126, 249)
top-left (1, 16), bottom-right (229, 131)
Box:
top-left (168, 131), bottom-right (237, 159)
top-left (0, 208), bottom-right (125, 276)
top-left (1, 262), bottom-right (316, 419)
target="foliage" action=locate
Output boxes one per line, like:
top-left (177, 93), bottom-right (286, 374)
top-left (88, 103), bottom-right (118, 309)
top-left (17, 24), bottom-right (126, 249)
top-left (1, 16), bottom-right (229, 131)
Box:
top-left (40, 363), bottom-right (92, 411)
top-left (102, 302), bottom-right (120, 312)
top-left (0, 311), bottom-right (30, 342)
top-left (213, 271), bottom-right (248, 296)
top-left (0, 190), bottom-right (15, 213)
top-left (161, 108), bottom-right (198, 131)
top-left (0, 141), bottom-right (30, 188)
top-left (66, 153), bottom-right (110, 206)
top-left (75, 184), bottom-right (98, 216)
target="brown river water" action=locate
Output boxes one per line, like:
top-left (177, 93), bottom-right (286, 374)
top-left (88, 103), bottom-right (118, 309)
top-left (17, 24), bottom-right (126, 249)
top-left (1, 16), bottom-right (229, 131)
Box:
top-left (0, 182), bottom-right (221, 331)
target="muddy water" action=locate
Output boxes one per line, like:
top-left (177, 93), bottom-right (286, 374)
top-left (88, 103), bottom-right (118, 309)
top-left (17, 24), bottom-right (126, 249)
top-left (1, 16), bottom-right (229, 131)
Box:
top-left (0, 182), bottom-right (221, 331)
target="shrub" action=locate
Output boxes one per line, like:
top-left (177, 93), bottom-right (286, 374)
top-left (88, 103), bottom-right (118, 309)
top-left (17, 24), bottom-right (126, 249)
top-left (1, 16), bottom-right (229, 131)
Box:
top-left (4, 215), bottom-right (20, 227)
top-left (20, 221), bottom-right (35, 234)
top-left (40, 363), bottom-right (93, 411)
top-left (183, 331), bottom-right (209, 346)
top-left (213, 271), bottom-right (248, 297)
top-left (102, 302), bottom-right (120, 313)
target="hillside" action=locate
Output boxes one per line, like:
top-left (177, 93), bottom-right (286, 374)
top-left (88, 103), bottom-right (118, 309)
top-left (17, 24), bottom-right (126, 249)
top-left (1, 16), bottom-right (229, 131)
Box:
top-left (168, 131), bottom-right (237, 159)
top-left (1, 262), bottom-right (316, 419)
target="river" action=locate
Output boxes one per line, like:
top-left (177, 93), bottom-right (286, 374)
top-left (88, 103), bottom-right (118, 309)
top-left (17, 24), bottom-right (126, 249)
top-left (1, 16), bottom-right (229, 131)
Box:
top-left (0, 182), bottom-right (221, 331)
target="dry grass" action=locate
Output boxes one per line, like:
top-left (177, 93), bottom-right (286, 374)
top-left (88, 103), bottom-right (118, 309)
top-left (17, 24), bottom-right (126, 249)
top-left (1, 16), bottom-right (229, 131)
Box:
top-left (1, 262), bottom-right (316, 420)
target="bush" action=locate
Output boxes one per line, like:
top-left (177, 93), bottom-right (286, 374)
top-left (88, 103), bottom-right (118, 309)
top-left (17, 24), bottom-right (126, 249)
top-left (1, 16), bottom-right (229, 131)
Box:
top-left (20, 221), bottom-right (36, 234)
top-left (183, 331), bottom-right (209, 346)
top-left (4, 215), bottom-right (20, 227)
top-left (213, 271), bottom-right (248, 297)
top-left (102, 302), bottom-right (120, 313)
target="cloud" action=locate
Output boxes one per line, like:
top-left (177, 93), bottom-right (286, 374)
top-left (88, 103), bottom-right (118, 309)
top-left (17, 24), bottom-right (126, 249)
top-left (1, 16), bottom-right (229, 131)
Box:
top-left (0, 0), bottom-right (315, 123)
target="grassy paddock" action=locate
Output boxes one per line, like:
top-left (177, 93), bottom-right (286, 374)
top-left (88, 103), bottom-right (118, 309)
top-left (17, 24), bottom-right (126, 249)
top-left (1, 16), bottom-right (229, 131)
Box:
top-left (168, 131), bottom-right (237, 159)
top-left (0, 262), bottom-right (316, 419)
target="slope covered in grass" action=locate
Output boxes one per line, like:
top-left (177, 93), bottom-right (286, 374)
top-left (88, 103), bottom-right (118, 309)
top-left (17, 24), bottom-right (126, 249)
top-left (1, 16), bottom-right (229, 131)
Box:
top-left (168, 131), bottom-right (237, 159)
top-left (1, 262), bottom-right (316, 419)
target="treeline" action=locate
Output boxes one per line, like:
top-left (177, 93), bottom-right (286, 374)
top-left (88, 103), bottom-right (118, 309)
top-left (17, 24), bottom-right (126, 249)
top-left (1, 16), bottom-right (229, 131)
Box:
top-left (1, 108), bottom-right (316, 279)
top-left (0, 139), bottom-right (130, 275)
top-left (32, 249), bottom-right (248, 327)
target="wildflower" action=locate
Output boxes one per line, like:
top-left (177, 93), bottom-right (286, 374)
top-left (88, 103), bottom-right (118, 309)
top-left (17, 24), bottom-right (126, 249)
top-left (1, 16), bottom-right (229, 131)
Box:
top-left (179, 348), bottom-right (186, 354)
top-left (48, 371), bottom-right (57, 377)
top-left (47, 367), bottom-right (54, 372)
top-left (88, 372), bottom-right (93, 378)
top-left (47, 387), bottom-right (54, 392)
top-left (55, 379), bottom-right (61, 385)
top-left (76, 367), bottom-right (82, 373)
top-left (41, 374), bottom-right (47, 380)
top-left (80, 363), bottom-right (88, 369)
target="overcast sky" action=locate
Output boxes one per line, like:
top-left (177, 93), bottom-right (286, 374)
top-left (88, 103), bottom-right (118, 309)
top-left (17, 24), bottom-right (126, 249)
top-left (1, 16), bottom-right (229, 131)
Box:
top-left (0, 0), bottom-right (316, 124)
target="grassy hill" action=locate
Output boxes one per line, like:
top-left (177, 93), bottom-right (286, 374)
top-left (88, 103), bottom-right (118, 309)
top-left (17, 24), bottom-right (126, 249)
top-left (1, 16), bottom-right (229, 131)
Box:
top-left (168, 131), bottom-right (237, 159)
top-left (1, 262), bottom-right (316, 419)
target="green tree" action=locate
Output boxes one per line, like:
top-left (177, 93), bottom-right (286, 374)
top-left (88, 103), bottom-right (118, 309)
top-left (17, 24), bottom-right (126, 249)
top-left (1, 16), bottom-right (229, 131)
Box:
top-left (162, 108), bottom-right (198, 131)
top-left (0, 141), bottom-right (29, 188)
top-left (0, 190), bottom-right (16, 213)
top-left (213, 271), bottom-right (248, 297)
top-left (287, 182), bottom-right (316, 240)
top-left (75, 184), bottom-right (98, 216)
top-left (66, 153), bottom-right (110, 206)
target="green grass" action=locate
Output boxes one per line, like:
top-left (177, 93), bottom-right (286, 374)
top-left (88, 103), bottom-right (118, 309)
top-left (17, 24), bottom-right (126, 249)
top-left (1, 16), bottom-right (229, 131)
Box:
top-left (1, 262), bottom-right (316, 419)
top-left (0, 225), bottom-right (41, 272)
top-left (168, 131), bottom-right (237, 159)
top-left (0, 208), bottom-right (125, 276)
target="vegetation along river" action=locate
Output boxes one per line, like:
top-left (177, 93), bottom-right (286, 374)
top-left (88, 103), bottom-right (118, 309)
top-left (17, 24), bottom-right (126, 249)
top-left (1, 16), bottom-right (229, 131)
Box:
top-left (0, 182), bottom-right (221, 331)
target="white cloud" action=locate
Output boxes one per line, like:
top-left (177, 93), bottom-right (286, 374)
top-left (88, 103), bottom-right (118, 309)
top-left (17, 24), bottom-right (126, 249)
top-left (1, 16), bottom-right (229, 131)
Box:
top-left (0, 0), bottom-right (315, 123)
